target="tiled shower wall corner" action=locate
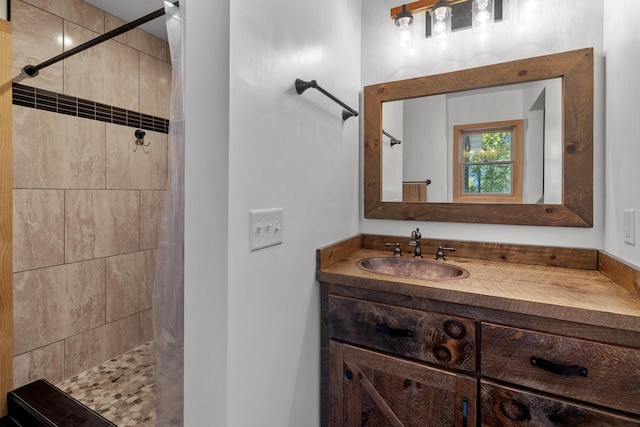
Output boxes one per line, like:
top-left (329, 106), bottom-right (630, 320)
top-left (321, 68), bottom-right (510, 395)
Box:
top-left (10, 0), bottom-right (171, 389)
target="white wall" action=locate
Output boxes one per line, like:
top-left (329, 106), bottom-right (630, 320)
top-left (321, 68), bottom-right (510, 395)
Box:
top-left (382, 101), bottom-right (404, 201)
top-left (185, 1), bottom-right (360, 424)
top-left (184, 1), bottom-right (230, 425)
top-left (604, 0), bottom-right (640, 267)
top-left (361, 0), bottom-right (604, 249)
top-left (226, 1), bottom-right (361, 427)
top-left (403, 95), bottom-right (447, 201)
top-left (0, 0), bottom-right (6, 21)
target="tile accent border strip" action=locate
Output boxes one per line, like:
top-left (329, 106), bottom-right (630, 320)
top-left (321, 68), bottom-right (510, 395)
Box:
top-left (12, 83), bottom-right (169, 134)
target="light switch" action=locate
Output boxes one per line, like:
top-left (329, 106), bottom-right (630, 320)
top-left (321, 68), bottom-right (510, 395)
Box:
top-left (249, 208), bottom-right (283, 251)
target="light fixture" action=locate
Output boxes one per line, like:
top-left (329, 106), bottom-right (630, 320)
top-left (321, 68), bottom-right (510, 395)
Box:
top-left (391, 0), bottom-right (502, 39)
top-left (395, 4), bottom-right (414, 28)
top-left (472, 0), bottom-right (494, 29)
top-left (431, 0), bottom-right (452, 38)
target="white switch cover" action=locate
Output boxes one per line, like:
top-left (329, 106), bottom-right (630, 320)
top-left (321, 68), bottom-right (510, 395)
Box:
top-left (249, 208), bottom-right (283, 251)
top-left (624, 209), bottom-right (635, 246)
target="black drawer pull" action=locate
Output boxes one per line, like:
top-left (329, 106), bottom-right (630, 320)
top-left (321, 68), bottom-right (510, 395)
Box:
top-left (530, 357), bottom-right (588, 377)
top-left (376, 323), bottom-right (414, 338)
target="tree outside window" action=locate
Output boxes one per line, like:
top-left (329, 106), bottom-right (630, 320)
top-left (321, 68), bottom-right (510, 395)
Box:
top-left (453, 120), bottom-right (523, 203)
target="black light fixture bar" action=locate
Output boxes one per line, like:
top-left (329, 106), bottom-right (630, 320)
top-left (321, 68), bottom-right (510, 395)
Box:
top-left (23, 1), bottom-right (179, 77)
top-left (295, 78), bottom-right (359, 121)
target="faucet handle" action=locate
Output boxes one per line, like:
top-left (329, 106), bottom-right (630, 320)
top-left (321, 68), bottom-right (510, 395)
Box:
top-left (435, 246), bottom-right (456, 261)
top-left (384, 242), bottom-right (402, 256)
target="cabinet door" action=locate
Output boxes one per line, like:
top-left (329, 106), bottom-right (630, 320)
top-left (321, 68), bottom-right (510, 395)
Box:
top-left (330, 342), bottom-right (476, 427)
top-left (481, 381), bottom-right (640, 426)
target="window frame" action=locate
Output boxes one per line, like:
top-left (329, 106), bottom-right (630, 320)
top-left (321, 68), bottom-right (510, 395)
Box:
top-left (452, 119), bottom-right (523, 203)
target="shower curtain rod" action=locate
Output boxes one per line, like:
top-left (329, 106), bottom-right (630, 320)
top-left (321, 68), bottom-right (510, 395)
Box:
top-left (295, 78), bottom-right (359, 121)
top-left (23, 1), bottom-right (179, 77)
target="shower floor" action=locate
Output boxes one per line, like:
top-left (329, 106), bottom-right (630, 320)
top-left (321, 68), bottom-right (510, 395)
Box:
top-left (56, 342), bottom-right (156, 427)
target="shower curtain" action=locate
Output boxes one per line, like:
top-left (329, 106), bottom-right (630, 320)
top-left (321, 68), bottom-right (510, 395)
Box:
top-left (153, 1), bottom-right (185, 425)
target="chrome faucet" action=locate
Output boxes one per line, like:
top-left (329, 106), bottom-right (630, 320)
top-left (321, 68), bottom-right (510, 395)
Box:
top-left (410, 228), bottom-right (423, 258)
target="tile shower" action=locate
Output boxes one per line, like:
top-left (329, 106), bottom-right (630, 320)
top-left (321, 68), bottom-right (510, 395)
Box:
top-left (10, 0), bottom-right (171, 420)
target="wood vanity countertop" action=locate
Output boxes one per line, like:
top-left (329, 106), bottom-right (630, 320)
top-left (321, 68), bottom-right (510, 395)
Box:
top-left (318, 248), bottom-right (640, 333)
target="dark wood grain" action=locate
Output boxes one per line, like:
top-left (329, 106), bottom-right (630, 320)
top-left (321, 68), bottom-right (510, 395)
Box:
top-left (328, 283), bottom-right (640, 348)
top-left (363, 48), bottom-right (594, 227)
top-left (337, 343), bottom-right (476, 427)
top-left (481, 323), bottom-right (640, 415)
top-left (481, 382), bottom-right (640, 426)
top-left (363, 234), bottom-right (598, 269)
top-left (0, 19), bottom-right (12, 418)
top-left (329, 296), bottom-right (476, 372)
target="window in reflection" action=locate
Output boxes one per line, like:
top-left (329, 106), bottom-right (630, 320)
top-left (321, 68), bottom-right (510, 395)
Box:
top-left (453, 120), bottom-right (523, 203)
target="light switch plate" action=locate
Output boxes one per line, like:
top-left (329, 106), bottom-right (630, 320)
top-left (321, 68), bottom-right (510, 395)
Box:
top-left (624, 209), bottom-right (635, 246)
top-left (249, 208), bottom-right (283, 251)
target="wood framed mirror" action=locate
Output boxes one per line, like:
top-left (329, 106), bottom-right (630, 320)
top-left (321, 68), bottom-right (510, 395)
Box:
top-left (364, 48), bottom-right (593, 227)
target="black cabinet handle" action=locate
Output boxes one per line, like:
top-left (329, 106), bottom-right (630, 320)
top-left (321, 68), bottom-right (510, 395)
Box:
top-left (462, 396), bottom-right (468, 427)
top-left (530, 357), bottom-right (588, 377)
top-left (376, 323), bottom-right (414, 338)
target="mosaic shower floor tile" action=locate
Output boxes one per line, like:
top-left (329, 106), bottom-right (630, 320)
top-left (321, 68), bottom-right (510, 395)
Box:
top-left (57, 342), bottom-right (156, 427)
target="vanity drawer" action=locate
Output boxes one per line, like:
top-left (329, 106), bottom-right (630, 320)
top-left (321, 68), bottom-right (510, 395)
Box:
top-left (481, 381), bottom-right (640, 426)
top-left (328, 296), bottom-right (476, 372)
top-left (481, 323), bottom-right (640, 415)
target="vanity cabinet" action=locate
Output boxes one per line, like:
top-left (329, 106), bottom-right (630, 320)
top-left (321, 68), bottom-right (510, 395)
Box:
top-left (330, 342), bottom-right (476, 426)
top-left (327, 295), bottom-right (477, 426)
top-left (322, 287), bottom-right (640, 427)
top-left (481, 323), bottom-right (640, 415)
top-left (480, 382), bottom-right (640, 426)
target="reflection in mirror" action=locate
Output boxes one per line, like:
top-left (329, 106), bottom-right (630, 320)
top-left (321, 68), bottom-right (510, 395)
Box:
top-left (382, 79), bottom-right (562, 204)
top-left (364, 48), bottom-right (593, 227)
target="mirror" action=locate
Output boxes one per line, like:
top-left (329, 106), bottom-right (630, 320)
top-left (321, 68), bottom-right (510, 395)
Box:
top-left (382, 78), bottom-right (562, 204)
top-left (364, 48), bottom-right (593, 227)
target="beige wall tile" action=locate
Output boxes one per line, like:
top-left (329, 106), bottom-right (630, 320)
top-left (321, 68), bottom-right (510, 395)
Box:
top-left (13, 189), bottom-right (64, 272)
top-left (13, 341), bottom-right (64, 389)
top-left (140, 190), bottom-right (165, 250)
top-left (61, 0), bottom-right (104, 33)
top-left (13, 259), bottom-right (106, 355)
top-left (106, 125), bottom-right (167, 190)
top-left (137, 30), bottom-right (168, 63)
top-left (65, 190), bottom-right (140, 262)
top-left (106, 250), bottom-right (155, 323)
top-left (63, 21), bottom-right (139, 111)
top-left (13, 107), bottom-right (106, 189)
top-left (140, 309), bottom-right (153, 344)
top-left (140, 52), bottom-right (171, 118)
top-left (105, 13), bottom-right (139, 51)
top-left (64, 314), bottom-right (139, 378)
top-left (11, 0), bottom-right (63, 91)
top-left (18, 0), bottom-right (63, 17)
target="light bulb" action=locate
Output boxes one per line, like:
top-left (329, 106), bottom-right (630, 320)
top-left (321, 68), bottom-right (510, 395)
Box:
top-left (477, 10), bottom-right (489, 24)
top-left (398, 28), bottom-right (412, 48)
top-left (434, 20), bottom-right (446, 35)
top-left (473, 0), bottom-right (494, 29)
